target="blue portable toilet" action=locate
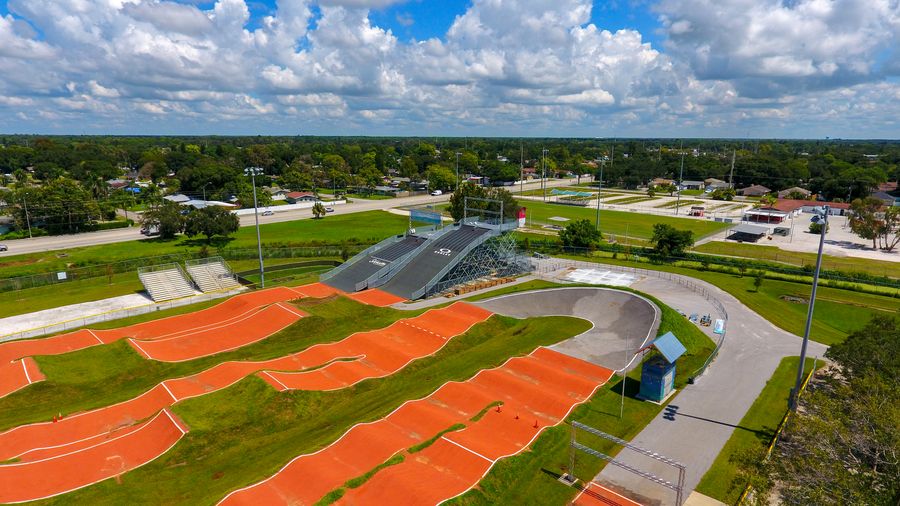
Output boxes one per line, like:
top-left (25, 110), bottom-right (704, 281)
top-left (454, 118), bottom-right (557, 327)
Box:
top-left (637, 332), bottom-right (686, 403)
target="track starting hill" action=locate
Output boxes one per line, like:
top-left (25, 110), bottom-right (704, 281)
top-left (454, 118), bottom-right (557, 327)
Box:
top-left (322, 199), bottom-right (529, 300)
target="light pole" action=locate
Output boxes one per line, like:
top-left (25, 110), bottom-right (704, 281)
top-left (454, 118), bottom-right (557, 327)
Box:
top-left (675, 140), bottom-right (685, 215)
top-left (244, 167), bottom-right (265, 289)
top-left (542, 148), bottom-right (549, 202)
top-left (455, 152), bottom-right (461, 191)
top-left (595, 160), bottom-right (603, 231)
top-left (789, 206), bottom-right (828, 411)
top-left (202, 182), bottom-right (211, 203)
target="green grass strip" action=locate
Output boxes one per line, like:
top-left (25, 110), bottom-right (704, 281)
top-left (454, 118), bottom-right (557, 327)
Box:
top-left (469, 401), bottom-right (504, 422)
top-left (345, 454), bottom-right (405, 489)
top-left (408, 424), bottom-right (467, 454)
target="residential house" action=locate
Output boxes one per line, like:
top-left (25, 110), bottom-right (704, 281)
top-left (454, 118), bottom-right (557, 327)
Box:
top-left (267, 187), bottom-right (290, 201)
top-left (739, 184), bottom-right (771, 197)
top-left (285, 191), bottom-right (318, 204)
top-left (650, 177), bottom-right (675, 187)
top-left (777, 187), bottom-right (811, 199)
top-left (681, 180), bottom-right (705, 190)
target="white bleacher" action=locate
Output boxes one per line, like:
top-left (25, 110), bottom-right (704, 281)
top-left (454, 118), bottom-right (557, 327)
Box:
top-left (185, 258), bottom-right (241, 293)
top-left (138, 266), bottom-right (197, 302)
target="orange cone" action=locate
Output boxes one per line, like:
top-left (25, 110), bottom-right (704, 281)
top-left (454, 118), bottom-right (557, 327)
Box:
top-left (533, 420), bottom-right (539, 429)
top-left (495, 405), bottom-right (501, 413)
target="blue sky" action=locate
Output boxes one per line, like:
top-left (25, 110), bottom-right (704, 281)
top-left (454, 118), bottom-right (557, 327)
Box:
top-left (0, 0), bottom-right (897, 137)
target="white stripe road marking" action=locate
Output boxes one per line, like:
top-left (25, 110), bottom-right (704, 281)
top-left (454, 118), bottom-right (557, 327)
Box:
top-left (260, 370), bottom-right (290, 391)
top-left (128, 338), bottom-right (152, 359)
top-left (20, 359), bottom-right (32, 384)
top-left (160, 382), bottom-right (179, 403)
top-left (162, 409), bottom-right (187, 435)
top-left (440, 435), bottom-right (494, 463)
top-left (87, 329), bottom-right (104, 345)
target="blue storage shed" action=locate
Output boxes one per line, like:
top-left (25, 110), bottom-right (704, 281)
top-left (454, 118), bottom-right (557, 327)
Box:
top-left (637, 332), bottom-right (686, 403)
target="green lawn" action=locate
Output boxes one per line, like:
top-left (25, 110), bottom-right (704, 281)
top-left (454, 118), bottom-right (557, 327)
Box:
top-left (603, 196), bottom-right (659, 205)
top-left (562, 255), bottom-right (900, 345)
top-left (37, 314), bottom-right (592, 505)
top-left (520, 200), bottom-right (729, 240)
top-left (696, 357), bottom-right (819, 504)
top-left (0, 258), bottom-right (326, 321)
top-left (0, 296), bottom-right (422, 431)
top-left (654, 199), bottom-right (704, 209)
top-left (0, 210), bottom-right (409, 280)
top-left (694, 241), bottom-right (900, 279)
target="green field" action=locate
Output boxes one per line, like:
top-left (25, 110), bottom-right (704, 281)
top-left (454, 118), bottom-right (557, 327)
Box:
top-left (694, 241), bottom-right (900, 279)
top-left (563, 255), bottom-right (900, 345)
top-left (0, 257), bottom-right (325, 321)
top-left (696, 357), bottom-right (819, 504)
top-left (654, 199), bottom-right (704, 209)
top-left (520, 200), bottom-right (729, 240)
top-left (603, 196), bottom-right (659, 205)
top-left (0, 210), bottom-right (409, 280)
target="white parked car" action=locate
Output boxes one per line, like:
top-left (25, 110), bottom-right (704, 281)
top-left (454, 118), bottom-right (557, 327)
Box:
top-left (0, 244), bottom-right (7, 252)
top-left (430, 190), bottom-right (443, 196)
top-left (262, 210), bottom-right (274, 216)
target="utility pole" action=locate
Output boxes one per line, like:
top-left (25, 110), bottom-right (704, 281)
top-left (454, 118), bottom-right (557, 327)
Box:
top-left (455, 152), bottom-right (461, 191)
top-left (542, 148), bottom-right (549, 202)
top-left (789, 206), bottom-right (828, 411)
top-left (23, 199), bottom-right (32, 239)
top-left (675, 140), bottom-right (685, 215)
top-left (595, 160), bottom-right (603, 231)
top-left (244, 167), bottom-right (265, 288)
top-left (620, 332), bottom-right (628, 419)
top-left (729, 149), bottom-right (736, 189)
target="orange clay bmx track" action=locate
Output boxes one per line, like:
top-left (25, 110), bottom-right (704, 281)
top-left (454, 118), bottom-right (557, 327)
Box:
top-left (219, 347), bottom-right (614, 506)
top-left (0, 408), bottom-right (188, 504)
top-left (0, 285), bottom-right (326, 398)
top-left (0, 296), bottom-right (491, 503)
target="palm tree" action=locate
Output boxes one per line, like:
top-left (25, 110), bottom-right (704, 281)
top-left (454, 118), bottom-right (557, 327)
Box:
top-left (312, 202), bottom-right (326, 219)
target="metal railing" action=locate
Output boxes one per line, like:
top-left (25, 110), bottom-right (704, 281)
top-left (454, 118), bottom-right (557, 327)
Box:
top-left (318, 235), bottom-right (405, 282)
top-left (360, 225), bottom-right (457, 291)
top-left (411, 227), bottom-right (501, 300)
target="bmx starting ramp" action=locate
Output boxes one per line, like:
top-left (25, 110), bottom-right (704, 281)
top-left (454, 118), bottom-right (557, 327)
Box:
top-left (321, 234), bottom-right (427, 293)
top-left (377, 224), bottom-right (492, 300)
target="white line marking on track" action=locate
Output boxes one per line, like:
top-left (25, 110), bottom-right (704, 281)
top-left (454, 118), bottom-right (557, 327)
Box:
top-left (87, 329), bottom-right (104, 345)
top-left (20, 359), bottom-right (32, 384)
top-left (162, 409), bottom-right (187, 435)
top-left (440, 435), bottom-right (494, 463)
top-left (276, 302), bottom-right (306, 318)
top-left (160, 382), bottom-right (179, 403)
top-left (260, 371), bottom-right (289, 391)
top-left (128, 339), bottom-right (152, 359)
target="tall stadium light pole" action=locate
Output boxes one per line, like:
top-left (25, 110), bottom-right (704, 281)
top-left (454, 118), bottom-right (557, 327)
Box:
top-left (595, 161), bottom-right (603, 231)
top-left (789, 206), bottom-right (829, 411)
top-left (675, 140), bottom-right (685, 215)
top-left (455, 152), bottom-right (461, 191)
top-left (244, 167), bottom-right (265, 289)
top-left (542, 148), bottom-right (549, 202)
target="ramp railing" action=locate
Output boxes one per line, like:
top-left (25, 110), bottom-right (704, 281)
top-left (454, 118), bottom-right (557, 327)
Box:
top-left (319, 234), bottom-right (406, 282)
top-left (365, 224), bottom-right (459, 291)
top-left (410, 227), bottom-right (500, 300)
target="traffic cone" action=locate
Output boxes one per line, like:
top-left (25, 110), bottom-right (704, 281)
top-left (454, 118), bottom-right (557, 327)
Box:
top-left (533, 420), bottom-right (539, 429)
top-left (515, 414), bottom-right (519, 420)
top-left (52, 416), bottom-right (57, 423)
top-left (495, 405), bottom-right (501, 413)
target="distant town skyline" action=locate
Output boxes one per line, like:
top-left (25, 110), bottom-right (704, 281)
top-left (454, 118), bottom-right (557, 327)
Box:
top-left (0, 0), bottom-right (898, 138)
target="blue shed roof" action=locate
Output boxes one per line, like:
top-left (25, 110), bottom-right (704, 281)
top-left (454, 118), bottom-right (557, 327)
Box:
top-left (650, 332), bottom-right (686, 363)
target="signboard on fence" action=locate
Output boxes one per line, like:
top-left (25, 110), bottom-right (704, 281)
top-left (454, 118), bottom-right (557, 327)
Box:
top-left (410, 209), bottom-right (442, 226)
top-left (518, 207), bottom-right (526, 227)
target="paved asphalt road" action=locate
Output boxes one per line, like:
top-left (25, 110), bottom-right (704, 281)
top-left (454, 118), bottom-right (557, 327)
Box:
top-left (0, 178), bottom-right (587, 257)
